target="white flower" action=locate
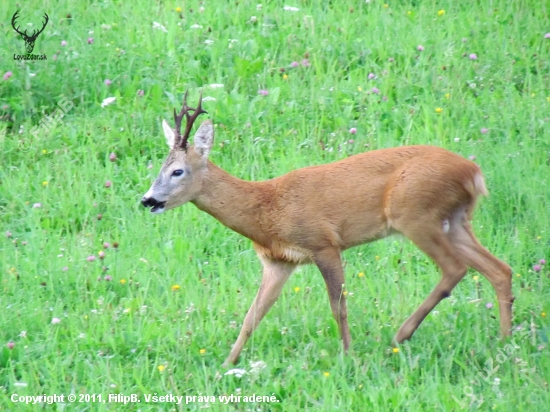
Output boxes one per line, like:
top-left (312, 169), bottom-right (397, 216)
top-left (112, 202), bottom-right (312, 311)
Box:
top-left (152, 21), bottom-right (168, 33)
top-left (204, 39), bottom-right (214, 45)
top-left (225, 369), bottom-right (247, 378)
top-left (283, 6), bottom-right (300, 12)
top-left (19, 331), bottom-right (27, 338)
top-left (190, 24), bottom-right (203, 29)
top-left (101, 97), bottom-right (116, 108)
top-left (256, 4), bottom-right (262, 10)
top-left (250, 16), bottom-right (257, 22)
top-left (208, 84), bottom-right (224, 89)
top-left (249, 360), bottom-right (267, 375)
top-left (51, 317), bottom-right (61, 324)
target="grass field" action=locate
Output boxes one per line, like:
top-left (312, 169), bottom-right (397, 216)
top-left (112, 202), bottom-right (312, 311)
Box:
top-left (1, 0), bottom-right (549, 410)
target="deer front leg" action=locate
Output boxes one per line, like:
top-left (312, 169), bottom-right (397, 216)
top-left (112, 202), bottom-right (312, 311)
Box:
top-left (313, 248), bottom-right (351, 353)
top-left (223, 258), bottom-right (296, 367)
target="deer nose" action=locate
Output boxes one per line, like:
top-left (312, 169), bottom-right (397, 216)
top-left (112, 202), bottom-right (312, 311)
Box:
top-left (141, 196), bottom-right (158, 207)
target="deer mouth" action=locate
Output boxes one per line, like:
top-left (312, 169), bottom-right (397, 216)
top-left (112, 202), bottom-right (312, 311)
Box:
top-left (150, 202), bottom-right (166, 214)
top-left (141, 197), bottom-right (166, 214)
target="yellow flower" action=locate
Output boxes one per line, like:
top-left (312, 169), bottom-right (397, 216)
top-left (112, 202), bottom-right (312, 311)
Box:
top-left (294, 287), bottom-right (300, 293)
top-left (392, 347), bottom-right (400, 353)
top-left (175, 7), bottom-right (182, 13)
top-left (407, 11), bottom-right (412, 15)
top-left (473, 275), bottom-right (479, 281)
top-left (546, 97), bottom-right (550, 102)
top-left (323, 372), bottom-right (330, 377)
top-left (435, 107), bottom-right (443, 113)
top-left (531, 93), bottom-right (535, 97)
top-left (171, 284), bottom-right (180, 291)
top-left (358, 272), bottom-right (364, 278)
top-left (343, 291), bottom-right (348, 296)
top-left (199, 349), bottom-right (206, 354)
top-left (158, 365), bottom-right (166, 372)
top-left (375, 256), bottom-right (380, 261)
top-left (438, 9), bottom-right (445, 16)
top-left (120, 279), bottom-right (126, 285)
top-left (42, 149), bottom-right (47, 154)
top-left (542, 312), bottom-right (547, 317)
top-left (445, 93), bottom-right (450, 99)
top-left (42, 181), bottom-right (48, 187)
top-left (357, 86), bottom-right (363, 91)
top-left (516, 273), bottom-right (521, 278)
top-left (283, 74), bottom-right (289, 80)
top-left (383, 4), bottom-right (389, 9)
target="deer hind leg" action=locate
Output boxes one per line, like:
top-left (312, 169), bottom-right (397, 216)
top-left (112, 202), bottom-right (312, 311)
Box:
top-left (394, 225), bottom-right (469, 344)
top-left (313, 248), bottom-right (351, 353)
top-left (223, 258), bottom-right (296, 367)
top-left (448, 218), bottom-right (513, 339)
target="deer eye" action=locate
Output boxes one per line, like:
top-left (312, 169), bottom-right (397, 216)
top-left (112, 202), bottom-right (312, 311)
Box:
top-left (172, 169), bottom-right (184, 177)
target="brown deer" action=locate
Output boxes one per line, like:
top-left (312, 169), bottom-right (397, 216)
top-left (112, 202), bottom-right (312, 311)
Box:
top-left (11, 10), bottom-right (49, 54)
top-left (142, 91), bottom-right (513, 366)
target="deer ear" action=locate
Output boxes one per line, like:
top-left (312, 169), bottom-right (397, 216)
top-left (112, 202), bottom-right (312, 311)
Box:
top-left (193, 120), bottom-right (214, 157)
top-left (162, 119), bottom-right (176, 148)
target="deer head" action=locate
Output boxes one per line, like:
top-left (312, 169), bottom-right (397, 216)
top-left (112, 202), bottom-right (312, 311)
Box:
top-left (142, 91), bottom-right (210, 213)
top-left (11, 10), bottom-right (49, 54)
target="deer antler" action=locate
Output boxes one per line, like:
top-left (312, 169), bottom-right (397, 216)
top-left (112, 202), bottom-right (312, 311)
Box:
top-left (173, 90), bottom-right (208, 150)
top-left (31, 13), bottom-right (49, 40)
top-left (11, 10), bottom-right (25, 37)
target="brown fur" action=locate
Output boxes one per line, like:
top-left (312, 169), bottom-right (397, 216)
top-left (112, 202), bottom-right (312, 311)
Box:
top-left (142, 120), bottom-right (513, 367)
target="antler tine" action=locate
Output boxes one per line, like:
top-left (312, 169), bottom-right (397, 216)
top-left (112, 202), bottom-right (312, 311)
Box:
top-left (33, 13), bottom-right (49, 38)
top-left (173, 90), bottom-right (208, 150)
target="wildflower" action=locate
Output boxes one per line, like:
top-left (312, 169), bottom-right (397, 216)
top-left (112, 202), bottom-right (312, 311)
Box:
top-left (468, 155), bottom-right (476, 161)
top-left (349, 127), bottom-right (357, 134)
top-left (375, 256), bottom-right (380, 261)
top-left (542, 312), bottom-right (546, 317)
top-left (109, 153), bottom-right (117, 162)
top-left (540, 259), bottom-right (546, 265)
top-left (438, 9), bottom-right (445, 16)
top-left (51, 317), bottom-right (61, 324)
top-left (388, 57), bottom-right (394, 62)
top-left (103, 242), bottom-right (111, 248)
top-left (152, 22), bottom-right (168, 32)
top-left (61, 40), bottom-right (67, 46)
top-left (290, 61), bottom-right (299, 68)
top-left (104, 275), bottom-right (112, 281)
top-left (88, 37), bottom-right (94, 44)
top-left (480, 128), bottom-right (489, 134)
top-left (473, 275), bottom-right (479, 281)
top-left (42, 181), bottom-right (48, 187)
top-left (545, 33), bottom-right (550, 39)
top-left (301, 59), bottom-right (310, 67)
top-left (533, 265), bottom-right (542, 272)
top-left (516, 273), bottom-right (521, 277)
top-left (175, 7), bottom-right (182, 12)
top-left (486, 303), bottom-right (494, 309)
top-left (435, 107), bottom-right (443, 113)
top-left (250, 16), bottom-right (258, 23)
top-left (86, 255), bottom-right (96, 262)
top-left (190, 24), bottom-right (203, 29)
top-left (6, 231), bottom-right (12, 238)
top-left (199, 349), bottom-right (206, 354)
top-left (357, 86), bottom-right (363, 91)
top-left (171, 284), bottom-right (181, 291)
top-left (101, 97), bottom-right (116, 108)
top-left (469, 53), bottom-right (478, 60)
top-left (343, 291), bottom-right (348, 296)
top-left (294, 287), bottom-right (300, 293)
top-left (97, 214), bottom-right (103, 220)
top-left (33, 203), bottom-right (42, 208)
top-left (3, 71), bottom-right (13, 81)
top-left (445, 93), bottom-right (450, 99)
top-left (323, 372), bottom-right (330, 377)
top-left (137, 89), bottom-right (144, 97)
top-left (383, 4), bottom-right (389, 8)
top-left (105, 180), bottom-right (112, 188)
top-left (7, 342), bottom-right (15, 349)
top-left (113, 242), bottom-right (119, 248)
top-left (98, 251), bottom-right (105, 259)
top-left (225, 369), bottom-right (247, 378)
top-left (104, 79), bottom-right (112, 86)
top-left (19, 331), bottom-right (26, 338)
top-left (368, 73), bottom-right (376, 79)
top-left (204, 39), bottom-right (214, 45)
top-left (283, 74), bottom-right (289, 80)
top-left (371, 87), bottom-right (380, 94)
top-left (358, 272), bottom-right (364, 277)
top-left (392, 347), bottom-right (399, 353)
top-left (283, 6), bottom-right (299, 12)
top-left (258, 89), bottom-right (269, 96)
top-left (417, 45), bottom-right (424, 51)
top-left (158, 365), bottom-right (166, 372)
top-left (209, 84), bottom-right (224, 89)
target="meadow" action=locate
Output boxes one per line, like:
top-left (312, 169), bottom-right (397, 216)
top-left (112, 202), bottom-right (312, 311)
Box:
top-left (1, 0), bottom-right (549, 410)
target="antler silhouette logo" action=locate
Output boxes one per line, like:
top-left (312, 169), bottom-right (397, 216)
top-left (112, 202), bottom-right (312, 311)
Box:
top-left (11, 10), bottom-right (49, 54)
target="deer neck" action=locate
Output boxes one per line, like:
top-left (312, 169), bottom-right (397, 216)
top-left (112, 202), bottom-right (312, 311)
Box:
top-left (192, 161), bottom-right (269, 243)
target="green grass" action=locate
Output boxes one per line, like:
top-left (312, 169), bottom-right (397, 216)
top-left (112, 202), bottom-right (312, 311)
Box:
top-left (1, 0), bottom-right (549, 410)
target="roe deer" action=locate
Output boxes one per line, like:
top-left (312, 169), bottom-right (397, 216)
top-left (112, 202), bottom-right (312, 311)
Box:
top-left (142, 91), bottom-right (513, 366)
